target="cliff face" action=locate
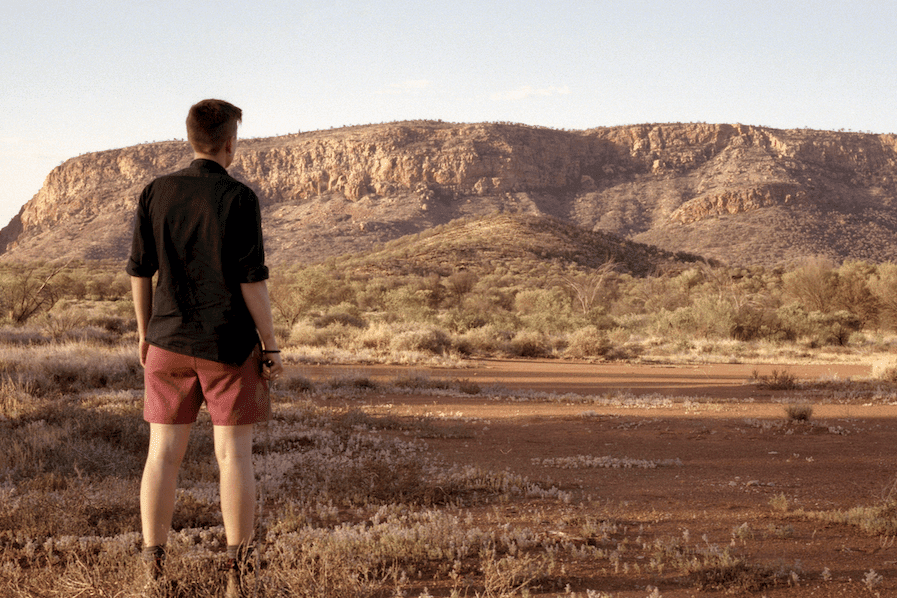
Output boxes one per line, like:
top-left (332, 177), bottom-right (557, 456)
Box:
top-left (3, 121), bottom-right (897, 267)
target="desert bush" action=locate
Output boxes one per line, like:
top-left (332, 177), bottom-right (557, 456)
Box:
top-left (651, 307), bottom-right (697, 340)
top-left (509, 330), bottom-right (549, 358)
top-left (457, 324), bottom-right (513, 355)
top-left (560, 262), bottom-right (619, 315)
top-left (390, 326), bottom-right (451, 355)
top-left (729, 304), bottom-right (793, 342)
top-left (288, 321), bottom-right (355, 348)
top-left (872, 360), bottom-right (897, 382)
top-left (807, 310), bottom-right (863, 346)
top-left (356, 321), bottom-right (395, 351)
top-left (750, 369), bottom-right (799, 390)
top-left (784, 404), bottom-right (813, 421)
top-left (442, 306), bottom-right (489, 332)
top-left (782, 257), bottom-right (838, 312)
top-left (0, 375), bottom-right (33, 419)
top-left (444, 270), bottom-right (477, 306)
top-left (270, 267), bottom-right (355, 327)
top-left (382, 286), bottom-right (436, 322)
top-left (868, 262), bottom-right (897, 330)
top-left (687, 295), bottom-right (737, 338)
top-left (514, 287), bottom-right (582, 333)
top-left (565, 326), bottom-right (611, 359)
top-left (772, 304), bottom-right (860, 346)
top-left (313, 309), bottom-right (366, 330)
top-left (39, 309), bottom-right (86, 340)
top-left (833, 260), bottom-right (879, 327)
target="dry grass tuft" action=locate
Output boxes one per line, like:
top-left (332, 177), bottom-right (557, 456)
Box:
top-left (750, 368), bottom-right (799, 390)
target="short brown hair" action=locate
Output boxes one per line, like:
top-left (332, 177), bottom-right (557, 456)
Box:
top-left (186, 99), bottom-right (242, 154)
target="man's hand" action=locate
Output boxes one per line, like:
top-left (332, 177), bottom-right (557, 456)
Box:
top-left (139, 338), bottom-right (150, 367)
top-left (261, 352), bottom-right (284, 380)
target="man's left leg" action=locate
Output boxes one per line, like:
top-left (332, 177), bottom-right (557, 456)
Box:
top-left (214, 424), bottom-right (256, 597)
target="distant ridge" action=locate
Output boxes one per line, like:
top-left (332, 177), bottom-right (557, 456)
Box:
top-left (3, 121), bottom-right (897, 267)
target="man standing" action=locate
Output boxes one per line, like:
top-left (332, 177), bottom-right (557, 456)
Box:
top-left (127, 99), bottom-right (283, 596)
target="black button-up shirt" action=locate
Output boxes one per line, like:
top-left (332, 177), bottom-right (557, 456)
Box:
top-left (127, 159), bottom-right (268, 365)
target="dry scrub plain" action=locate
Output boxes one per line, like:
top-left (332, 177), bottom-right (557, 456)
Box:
top-left (5, 349), bottom-right (897, 597)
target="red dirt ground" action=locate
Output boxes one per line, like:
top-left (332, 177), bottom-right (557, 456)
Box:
top-left (295, 359), bottom-right (897, 597)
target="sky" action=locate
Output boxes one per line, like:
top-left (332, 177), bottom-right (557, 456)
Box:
top-left (2, 0), bottom-right (896, 228)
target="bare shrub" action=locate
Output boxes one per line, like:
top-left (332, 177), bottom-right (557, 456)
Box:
top-left (750, 369), bottom-right (799, 390)
top-left (456, 378), bottom-right (481, 394)
top-left (784, 403), bottom-right (813, 422)
top-left (0, 261), bottom-right (69, 324)
top-left (39, 310), bottom-right (86, 340)
top-left (391, 372), bottom-right (452, 390)
top-left (480, 550), bottom-right (550, 597)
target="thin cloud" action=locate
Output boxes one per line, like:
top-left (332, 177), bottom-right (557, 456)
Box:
top-left (491, 85), bottom-right (571, 101)
top-left (376, 79), bottom-right (432, 95)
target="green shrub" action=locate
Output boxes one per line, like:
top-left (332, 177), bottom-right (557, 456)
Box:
top-left (515, 288), bottom-right (582, 334)
top-left (383, 286), bottom-right (436, 322)
top-left (807, 310), bottom-right (862, 346)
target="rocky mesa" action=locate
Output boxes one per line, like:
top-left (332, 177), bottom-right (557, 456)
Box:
top-left (3, 121), bottom-right (897, 267)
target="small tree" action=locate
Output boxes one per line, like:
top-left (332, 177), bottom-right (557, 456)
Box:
top-left (868, 262), bottom-right (897, 330)
top-left (782, 258), bottom-right (838, 313)
top-left (560, 261), bottom-right (618, 315)
top-left (444, 270), bottom-right (477, 306)
top-left (0, 262), bottom-right (69, 323)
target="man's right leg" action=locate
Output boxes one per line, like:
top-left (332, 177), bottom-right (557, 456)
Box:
top-left (141, 423), bottom-right (193, 547)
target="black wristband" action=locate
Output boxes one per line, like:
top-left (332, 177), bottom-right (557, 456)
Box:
top-left (262, 349), bottom-right (281, 354)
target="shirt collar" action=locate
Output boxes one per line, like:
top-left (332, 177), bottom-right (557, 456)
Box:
top-left (190, 158), bottom-right (229, 175)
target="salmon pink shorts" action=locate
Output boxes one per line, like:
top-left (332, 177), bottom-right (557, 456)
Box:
top-left (143, 345), bottom-right (271, 425)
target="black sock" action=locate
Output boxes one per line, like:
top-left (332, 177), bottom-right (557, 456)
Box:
top-left (226, 544), bottom-right (252, 568)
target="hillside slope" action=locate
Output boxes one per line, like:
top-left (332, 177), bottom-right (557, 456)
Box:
top-left (2, 121), bottom-right (896, 267)
top-left (333, 212), bottom-right (704, 279)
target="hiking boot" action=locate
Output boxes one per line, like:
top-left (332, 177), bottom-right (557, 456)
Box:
top-left (138, 545), bottom-right (171, 597)
top-left (223, 544), bottom-right (255, 598)
top-left (224, 557), bottom-right (249, 598)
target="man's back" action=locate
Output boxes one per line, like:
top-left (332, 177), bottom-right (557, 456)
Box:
top-left (127, 158), bottom-right (268, 364)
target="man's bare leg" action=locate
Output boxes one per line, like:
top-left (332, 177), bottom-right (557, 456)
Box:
top-left (141, 423), bottom-right (192, 547)
top-left (214, 424), bottom-right (256, 546)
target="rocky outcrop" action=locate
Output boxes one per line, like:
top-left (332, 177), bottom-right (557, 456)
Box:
top-left (3, 121), bottom-right (897, 267)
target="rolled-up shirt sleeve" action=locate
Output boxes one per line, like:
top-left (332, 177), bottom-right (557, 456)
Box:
top-left (126, 186), bottom-right (158, 278)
